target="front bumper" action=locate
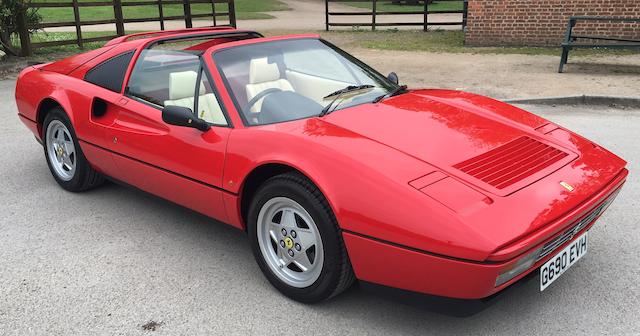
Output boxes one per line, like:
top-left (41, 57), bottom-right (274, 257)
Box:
top-left (343, 169), bottom-right (627, 301)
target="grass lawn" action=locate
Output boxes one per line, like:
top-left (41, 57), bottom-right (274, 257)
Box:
top-left (30, 31), bottom-right (123, 52)
top-left (345, 1), bottom-right (463, 12)
top-left (309, 30), bottom-right (638, 57)
top-left (32, 0), bottom-right (288, 22)
top-left (8, 31), bottom-right (137, 56)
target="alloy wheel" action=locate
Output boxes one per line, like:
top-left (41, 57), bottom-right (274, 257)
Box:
top-left (46, 120), bottom-right (76, 181)
top-left (257, 197), bottom-right (325, 288)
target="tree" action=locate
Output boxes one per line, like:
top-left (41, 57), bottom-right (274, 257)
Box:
top-left (0, 0), bottom-right (41, 56)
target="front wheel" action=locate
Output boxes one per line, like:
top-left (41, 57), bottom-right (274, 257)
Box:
top-left (248, 173), bottom-right (355, 303)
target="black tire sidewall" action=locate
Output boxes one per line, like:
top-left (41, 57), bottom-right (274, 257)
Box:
top-left (248, 175), bottom-right (344, 303)
top-left (43, 108), bottom-right (91, 191)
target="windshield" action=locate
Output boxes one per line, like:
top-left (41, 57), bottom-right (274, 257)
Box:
top-left (213, 38), bottom-right (397, 125)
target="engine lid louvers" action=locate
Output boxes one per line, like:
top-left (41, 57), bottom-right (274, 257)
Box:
top-left (453, 136), bottom-right (571, 191)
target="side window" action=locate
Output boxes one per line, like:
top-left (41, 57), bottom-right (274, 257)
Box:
top-left (195, 68), bottom-right (228, 126)
top-left (84, 51), bottom-right (134, 93)
top-left (126, 49), bottom-right (200, 106)
top-left (126, 49), bottom-right (228, 126)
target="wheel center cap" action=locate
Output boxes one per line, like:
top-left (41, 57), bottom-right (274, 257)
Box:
top-left (284, 237), bottom-right (294, 249)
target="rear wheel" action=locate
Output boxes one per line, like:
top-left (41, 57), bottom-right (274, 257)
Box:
top-left (43, 108), bottom-right (104, 192)
top-left (248, 172), bottom-right (355, 303)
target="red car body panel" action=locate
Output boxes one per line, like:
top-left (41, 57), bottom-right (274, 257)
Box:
top-left (346, 169), bottom-right (626, 299)
top-left (15, 28), bottom-right (628, 300)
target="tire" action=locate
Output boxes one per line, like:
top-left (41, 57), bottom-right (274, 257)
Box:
top-left (43, 107), bottom-right (104, 192)
top-left (248, 172), bottom-right (355, 303)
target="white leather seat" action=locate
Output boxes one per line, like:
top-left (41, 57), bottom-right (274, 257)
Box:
top-left (245, 58), bottom-right (294, 112)
top-left (164, 71), bottom-right (227, 125)
top-left (285, 69), bottom-right (354, 104)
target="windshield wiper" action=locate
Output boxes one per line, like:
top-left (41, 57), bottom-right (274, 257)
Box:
top-left (323, 85), bottom-right (374, 99)
top-left (319, 85), bottom-right (375, 117)
top-left (372, 85), bottom-right (408, 104)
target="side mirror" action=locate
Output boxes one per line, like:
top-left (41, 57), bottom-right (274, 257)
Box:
top-left (387, 72), bottom-right (399, 85)
top-left (162, 105), bottom-right (210, 132)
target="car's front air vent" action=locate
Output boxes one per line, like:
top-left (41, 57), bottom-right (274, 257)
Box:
top-left (536, 189), bottom-right (620, 261)
top-left (453, 136), bottom-right (569, 190)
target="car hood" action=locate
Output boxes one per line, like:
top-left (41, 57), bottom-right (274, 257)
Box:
top-left (322, 89), bottom-right (577, 196)
top-left (313, 89), bottom-right (626, 260)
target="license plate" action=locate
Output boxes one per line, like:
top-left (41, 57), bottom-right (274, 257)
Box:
top-left (540, 231), bottom-right (588, 291)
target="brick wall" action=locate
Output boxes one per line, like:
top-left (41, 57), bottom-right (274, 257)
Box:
top-left (465, 0), bottom-right (640, 46)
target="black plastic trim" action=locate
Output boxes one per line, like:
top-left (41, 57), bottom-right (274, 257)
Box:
top-left (148, 31), bottom-right (263, 50)
top-left (359, 270), bottom-right (537, 317)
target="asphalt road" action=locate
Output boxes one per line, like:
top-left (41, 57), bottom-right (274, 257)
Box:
top-left (1, 79), bottom-right (638, 335)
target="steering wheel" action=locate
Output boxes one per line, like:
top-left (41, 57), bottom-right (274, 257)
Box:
top-left (243, 88), bottom-right (283, 114)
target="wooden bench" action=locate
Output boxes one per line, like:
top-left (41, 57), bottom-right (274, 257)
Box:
top-left (559, 16), bottom-right (640, 73)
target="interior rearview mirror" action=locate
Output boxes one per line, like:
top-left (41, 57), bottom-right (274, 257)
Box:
top-left (387, 72), bottom-right (399, 85)
top-left (162, 105), bottom-right (210, 132)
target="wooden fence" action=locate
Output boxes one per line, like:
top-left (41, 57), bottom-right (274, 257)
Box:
top-left (325, 0), bottom-right (468, 31)
top-left (15, 0), bottom-right (236, 56)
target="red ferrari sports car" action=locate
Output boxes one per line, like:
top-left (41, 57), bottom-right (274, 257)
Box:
top-left (16, 27), bottom-right (627, 312)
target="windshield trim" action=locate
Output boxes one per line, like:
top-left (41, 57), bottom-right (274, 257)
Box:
top-left (212, 37), bottom-right (398, 127)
